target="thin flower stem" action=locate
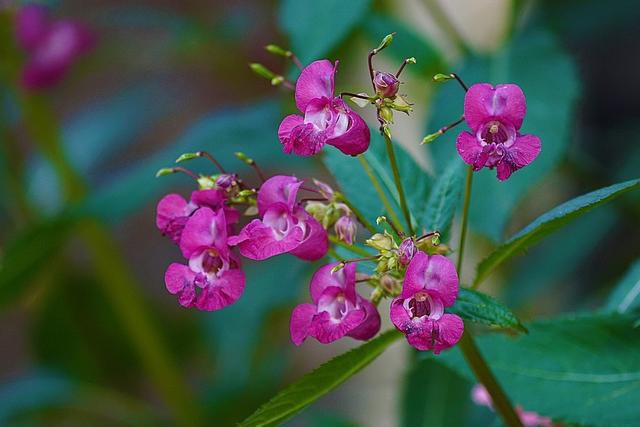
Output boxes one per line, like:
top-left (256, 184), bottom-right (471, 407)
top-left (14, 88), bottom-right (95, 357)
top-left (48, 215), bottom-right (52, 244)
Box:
top-left (281, 80), bottom-right (295, 90)
top-left (455, 166), bottom-right (522, 427)
top-left (290, 53), bottom-right (303, 70)
top-left (416, 230), bottom-right (440, 242)
top-left (395, 58), bottom-right (413, 78)
top-left (329, 235), bottom-right (373, 258)
top-left (439, 115), bottom-right (465, 135)
top-left (340, 92), bottom-right (372, 101)
top-left (457, 165), bottom-right (473, 273)
top-left (450, 73), bottom-right (469, 92)
top-left (368, 51), bottom-right (376, 91)
top-left (172, 167), bottom-right (199, 181)
top-left (197, 151), bottom-right (226, 173)
top-left (357, 155), bottom-right (404, 233)
top-left (337, 194), bottom-right (377, 234)
top-left (458, 333), bottom-right (524, 427)
top-left (382, 133), bottom-right (414, 235)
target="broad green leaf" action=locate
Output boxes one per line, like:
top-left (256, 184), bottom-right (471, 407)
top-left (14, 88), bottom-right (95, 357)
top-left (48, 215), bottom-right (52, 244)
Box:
top-left (474, 178), bottom-right (640, 287)
top-left (278, 0), bottom-right (371, 64)
top-left (427, 27), bottom-right (579, 241)
top-left (605, 259), bottom-right (640, 314)
top-left (0, 214), bottom-right (78, 309)
top-left (449, 288), bottom-right (525, 332)
top-left (432, 313), bottom-right (640, 427)
top-left (420, 158), bottom-right (465, 241)
top-left (239, 330), bottom-right (402, 427)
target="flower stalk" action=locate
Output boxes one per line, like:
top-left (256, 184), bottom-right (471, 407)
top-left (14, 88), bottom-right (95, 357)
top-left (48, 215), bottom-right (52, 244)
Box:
top-left (357, 154), bottom-right (404, 232)
top-left (382, 132), bottom-right (414, 235)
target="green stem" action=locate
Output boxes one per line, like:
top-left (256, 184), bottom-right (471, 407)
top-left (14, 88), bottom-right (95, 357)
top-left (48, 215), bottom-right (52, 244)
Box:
top-left (457, 166), bottom-right (473, 273)
top-left (329, 235), bottom-right (373, 258)
top-left (455, 167), bottom-right (522, 427)
top-left (336, 193), bottom-right (376, 234)
top-left (357, 154), bottom-right (404, 233)
top-left (382, 133), bottom-right (414, 235)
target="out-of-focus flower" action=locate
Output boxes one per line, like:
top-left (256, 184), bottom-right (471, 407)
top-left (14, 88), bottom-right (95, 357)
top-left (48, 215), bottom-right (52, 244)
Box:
top-left (456, 83), bottom-right (541, 181)
top-left (15, 4), bottom-right (95, 89)
top-left (471, 385), bottom-right (554, 427)
top-left (390, 252), bottom-right (463, 353)
top-left (165, 208), bottom-right (245, 311)
top-left (334, 215), bottom-right (357, 245)
top-left (278, 60), bottom-right (370, 156)
top-left (290, 262), bottom-right (380, 345)
top-left (228, 175), bottom-right (328, 261)
top-left (373, 71), bottom-right (400, 98)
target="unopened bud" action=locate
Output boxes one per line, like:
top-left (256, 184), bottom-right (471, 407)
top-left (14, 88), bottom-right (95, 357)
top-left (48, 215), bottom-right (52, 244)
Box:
top-left (380, 274), bottom-right (396, 292)
top-left (249, 63), bottom-right (276, 80)
top-left (421, 131), bottom-right (442, 145)
top-left (433, 73), bottom-right (454, 82)
top-left (305, 201), bottom-right (329, 223)
top-left (313, 179), bottom-right (335, 200)
top-left (331, 262), bottom-right (346, 274)
top-left (237, 189), bottom-right (256, 197)
top-left (197, 175), bottom-right (217, 190)
top-left (175, 152), bottom-right (200, 163)
top-left (234, 151), bottom-right (254, 165)
top-left (271, 76), bottom-right (284, 86)
top-left (397, 238), bottom-right (417, 266)
top-left (155, 167), bottom-right (175, 178)
top-left (334, 215), bottom-right (357, 245)
top-left (366, 233), bottom-right (393, 251)
top-left (265, 44), bottom-right (291, 57)
top-left (215, 173), bottom-right (236, 189)
top-left (379, 106), bottom-right (394, 124)
top-left (374, 33), bottom-right (395, 52)
top-left (373, 71), bottom-right (400, 98)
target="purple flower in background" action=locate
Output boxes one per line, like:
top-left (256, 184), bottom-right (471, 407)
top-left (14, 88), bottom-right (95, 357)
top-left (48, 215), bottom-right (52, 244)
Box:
top-left (472, 385), bottom-right (554, 427)
top-left (278, 60), bottom-right (370, 156)
top-left (290, 262), bottom-right (380, 345)
top-left (228, 175), bottom-right (328, 261)
top-left (15, 4), bottom-right (94, 89)
top-left (165, 207), bottom-right (245, 311)
top-left (390, 252), bottom-right (463, 353)
top-left (456, 83), bottom-right (541, 181)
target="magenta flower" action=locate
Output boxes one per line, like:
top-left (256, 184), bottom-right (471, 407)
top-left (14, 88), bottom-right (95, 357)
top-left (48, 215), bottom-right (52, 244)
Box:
top-left (278, 60), bottom-right (370, 156)
top-left (472, 385), bottom-right (554, 427)
top-left (456, 83), bottom-right (541, 181)
top-left (165, 207), bottom-right (245, 311)
top-left (397, 238), bottom-right (417, 266)
top-left (228, 175), bottom-right (328, 261)
top-left (373, 71), bottom-right (400, 98)
top-left (334, 215), bottom-right (357, 245)
top-left (290, 262), bottom-right (381, 345)
top-left (390, 252), bottom-right (463, 353)
top-left (156, 189), bottom-right (237, 244)
top-left (15, 4), bottom-right (94, 89)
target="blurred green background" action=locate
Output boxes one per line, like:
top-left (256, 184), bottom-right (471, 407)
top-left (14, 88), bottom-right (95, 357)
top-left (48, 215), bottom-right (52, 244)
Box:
top-left (1, 0), bottom-right (639, 426)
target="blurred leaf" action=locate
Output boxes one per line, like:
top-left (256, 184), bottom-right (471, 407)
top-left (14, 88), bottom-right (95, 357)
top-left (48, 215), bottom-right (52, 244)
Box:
top-left (605, 259), bottom-right (640, 314)
top-left (401, 358), bottom-right (471, 427)
top-left (365, 14), bottom-right (444, 76)
top-left (427, 27), bottom-right (579, 241)
top-left (0, 214), bottom-right (78, 310)
top-left (474, 178), bottom-right (640, 287)
top-left (303, 412), bottom-right (362, 427)
top-left (449, 288), bottom-right (525, 332)
top-left (278, 0), bottom-right (372, 63)
top-left (432, 313), bottom-right (640, 427)
top-left (420, 158), bottom-right (465, 241)
top-left (82, 99), bottom-right (309, 223)
top-left (239, 329), bottom-right (402, 427)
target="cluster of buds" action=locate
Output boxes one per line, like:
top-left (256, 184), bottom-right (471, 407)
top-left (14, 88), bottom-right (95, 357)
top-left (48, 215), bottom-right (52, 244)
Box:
top-left (304, 179), bottom-right (358, 245)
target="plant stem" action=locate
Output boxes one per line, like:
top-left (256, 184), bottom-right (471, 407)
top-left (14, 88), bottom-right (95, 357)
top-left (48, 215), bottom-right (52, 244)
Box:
top-left (357, 155), bottom-right (404, 233)
top-left (382, 133), bottom-right (414, 235)
top-left (457, 166), bottom-right (473, 273)
top-left (455, 167), bottom-right (522, 427)
top-left (329, 235), bottom-right (373, 258)
top-left (337, 193), bottom-right (376, 234)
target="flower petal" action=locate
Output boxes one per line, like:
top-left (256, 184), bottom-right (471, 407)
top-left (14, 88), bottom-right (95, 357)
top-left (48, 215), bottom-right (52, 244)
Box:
top-left (496, 134), bottom-right (542, 181)
top-left (403, 252), bottom-right (458, 307)
top-left (405, 320), bottom-right (435, 351)
top-left (431, 314), bottom-right (464, 354)
top-left (278, 114), bottom-right (304, 143)
top-left (289, 211), bottom-right (329, 261)
top-left (326, 109), bottom-right (371, 156)
top-left (179, 207), bottom-right (227, 259)
top-left (290, 303), bottom-right (316, 345)
top-left (456, 131), bottom-right (485, 170)
top-left (195, 268), bottom-right (245, 311)
top-left (164, 262), bottom-right (195, 294)
top-left (390, 297), bottom-right (412, 332)
top-left (309, 262), bottom-right (357, 304)
top-left (295, 59), bottom-right (337, 111)
top-left (310, 309), bottom-right (365, 344)
top-left (347, 298), bottom-right (381, 341)
top-left (190, 189), bottom-right (225, 209)
top-left (464, 83), bottom-right (527, 131)
top-left (228, 218), bottom-right (304, 261)
top-left (156, 193), bottom-right (191, 243)
top-left (257, 175), bottom-right (303, 215)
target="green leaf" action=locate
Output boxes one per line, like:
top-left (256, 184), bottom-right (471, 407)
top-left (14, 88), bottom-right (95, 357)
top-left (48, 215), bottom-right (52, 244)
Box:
top-left (605, 259), bottom-right (640, 314)
top-left (474, 178), bottom-right (640, 287)
top-left (433, 313), bottom-right (640, 427)
top-left (278, 0), bottom-right (371, 63)
top-left (0, 214), bottom-right (78, 309)
top-left (239, 330), bottom-right (402, 427)
top-left (420, 158), bottom-right (465, 241)
top-left (449, 288), bottom-right (525, 332)
top-left (427, 27), bottom-right (579, 241)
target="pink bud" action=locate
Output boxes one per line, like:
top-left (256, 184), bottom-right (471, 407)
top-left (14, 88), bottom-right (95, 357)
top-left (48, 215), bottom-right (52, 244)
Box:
top-left (334, 215), bottom-right (357, 245)
top-left (398, 238), bottom-right (416, 266)
top-left (215, 173), bottom-right (236, 189)
top-left (373, 71), bottom-right (400, 98)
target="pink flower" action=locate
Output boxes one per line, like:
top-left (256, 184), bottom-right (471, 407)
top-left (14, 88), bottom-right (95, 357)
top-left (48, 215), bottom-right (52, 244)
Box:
top-left (390, 252), bottom-right (463, 353)
top-left (334, 215), bottom-right (357, 245)
top-left (278, 60), bottom-right (370, 156)
top-left (471, 385), bottom-right (554, 427)
top-left (229, 175), bottom-right (328, 261)
top-left (373, 71), bottom-right (400, 98)
top-left (290, 262), bottom-right (381, 345)
top-left (456, 83), bottom-right (541, 181)
top-left (15, 4), bottom-right (95, 89)
top-left (165, 207), bottom-right (245, 311)
top-left (156, 189), bottom-right (237, 244)
top-left (397, 238), bottom-right (417, 266)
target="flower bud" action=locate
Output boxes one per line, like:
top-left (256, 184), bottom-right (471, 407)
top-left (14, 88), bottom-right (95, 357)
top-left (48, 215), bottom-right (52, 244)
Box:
top-left (374, 71), bottom-right (400, 98)
top-left (379, 106), bottom-right (394, 124)
top-left (334, 215), bottom-right (357, 245)
top-left (197, 175), bottom-right (217, 190)
top-left (366, 233), bottom-right (393, 251)
top-left (305, 201), bottom-right (329, 223)
top-left (215, 173), bottom-right (236, 189)
top-left (313, 179), bottom-right (335, 200)
top-left (397, 238), bottom-right (417, 266)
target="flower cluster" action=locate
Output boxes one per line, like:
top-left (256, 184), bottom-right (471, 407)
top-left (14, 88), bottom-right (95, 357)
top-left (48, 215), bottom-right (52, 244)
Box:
top-left (14, 4), bottom-right (94, 89)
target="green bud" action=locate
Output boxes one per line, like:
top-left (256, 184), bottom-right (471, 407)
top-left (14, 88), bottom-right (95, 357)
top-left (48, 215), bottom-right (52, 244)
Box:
top-left (175, 152), bottom-right (200, 163)
top-left (155, 167), bottom-right (175, 178)
top-left (421, 131), bottom-right (442, 145)
top-left (383, 125), bottom-right (392, 140)
top-left (331, 263), bottom-right (346, 274)
top-left (238, 189), bottom-right (256, 197)
top-left (234, 151), bottom-right (254, 164)
top-left (389, 95), bottom-right (413, 114)
top-left (271, 75), bottom-right (284, 86)
top-left (249, 63), bottom-right (276, 80)
top-left (197, 175), bottom-right (217, 190)
top-left (433, 73), bottom-right (454, 82)
top-left (406, 57), bottom-right (417, 65)
top-left (366, 233), bottom-right (393, 251)
top-left (374, 32), bottom-right (395, 52)
top-left (305, 201), bottom-right (329, 224)
top-left (379, 106), bottom-right (394, 124)
top-left (265, 44), bottom-right (291, 57)
top-left (376, 216), bottom-right (387, 225)
top-left (431, 233), bottom-right (440, 246)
